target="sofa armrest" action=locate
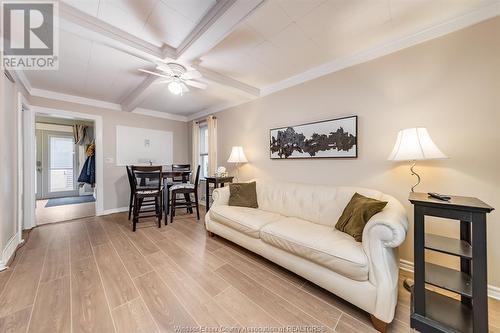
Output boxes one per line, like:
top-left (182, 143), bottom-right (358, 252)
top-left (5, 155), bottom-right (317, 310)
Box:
top-left (362, 201), bottom-right (408, 249)
top-left (211, 186), bottom-right (230, 208)
top-left (362, 197), bottom-right (408, 322)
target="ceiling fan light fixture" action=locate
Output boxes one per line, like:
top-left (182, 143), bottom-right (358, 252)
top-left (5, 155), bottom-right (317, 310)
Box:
top-left (168, 80), bottom-right (182, 95)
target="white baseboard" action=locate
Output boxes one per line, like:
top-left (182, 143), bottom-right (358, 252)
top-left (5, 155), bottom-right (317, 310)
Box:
top-left (99, 206), bottom-right (129, 216)
top-left (0, 233), bottom-right (21, 271)
top-left (399, 259), bottom-right (500, 300)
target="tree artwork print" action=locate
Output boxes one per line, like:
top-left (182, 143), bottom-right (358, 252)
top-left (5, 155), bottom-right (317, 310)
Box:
top-left (270, 116), bottom-right (357, 159)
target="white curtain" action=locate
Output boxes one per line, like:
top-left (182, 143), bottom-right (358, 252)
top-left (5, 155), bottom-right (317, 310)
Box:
top-left (207, 115), bottom-right (217, 176)
top-left (192, 121), bottom-right (199, 174)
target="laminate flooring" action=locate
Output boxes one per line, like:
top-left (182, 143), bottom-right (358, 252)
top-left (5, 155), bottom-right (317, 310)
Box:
top-left (1, 209), bottom-right (499, 333)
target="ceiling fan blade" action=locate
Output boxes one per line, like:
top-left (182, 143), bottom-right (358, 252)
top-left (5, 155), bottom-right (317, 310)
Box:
top-left (181, 70), bottom-right (202, 80)
top-left (155, 64), bottom-right (174, 75)
top-left (181, 83), bottom-right (189, 93)
top-left (138, 68), bottom-right (171, 78)
top-left (153, 78), bottom-right (173, 84)
top-left (184, 80), bottom-right (207, 90)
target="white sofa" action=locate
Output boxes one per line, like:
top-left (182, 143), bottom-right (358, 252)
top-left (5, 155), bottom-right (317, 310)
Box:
top-left (205, 179), bottom-right (408, 332)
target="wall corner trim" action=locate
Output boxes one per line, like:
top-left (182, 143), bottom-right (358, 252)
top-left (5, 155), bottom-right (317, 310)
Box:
top-left (99, 207), bottom-right (129, 216)
top-left (0, 232), bottom-right (21, 271)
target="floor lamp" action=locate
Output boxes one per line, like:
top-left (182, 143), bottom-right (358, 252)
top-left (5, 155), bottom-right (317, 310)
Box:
top-left (388, 127), bottom-right (447, 291)
top-left (227, 146), bottom-right (247, 181)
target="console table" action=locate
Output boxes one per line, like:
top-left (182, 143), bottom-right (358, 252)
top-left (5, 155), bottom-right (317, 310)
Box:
top-left (409, 192), bottom-right (494, 333)
top-left (204, 176), bottom-right (234, 210)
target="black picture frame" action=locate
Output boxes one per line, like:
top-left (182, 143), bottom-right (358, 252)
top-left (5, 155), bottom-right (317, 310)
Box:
top-left (269, 115), bottom-right (358, 159)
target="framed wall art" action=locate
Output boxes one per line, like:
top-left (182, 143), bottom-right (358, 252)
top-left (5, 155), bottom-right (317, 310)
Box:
top-left (270, 116), bottom-right (357, 159)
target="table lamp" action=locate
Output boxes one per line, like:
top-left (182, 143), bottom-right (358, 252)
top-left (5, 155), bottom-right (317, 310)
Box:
top-left (388, 127), bottom-right (447, 192)
top-left (227, 146), bottom-right (248, 181)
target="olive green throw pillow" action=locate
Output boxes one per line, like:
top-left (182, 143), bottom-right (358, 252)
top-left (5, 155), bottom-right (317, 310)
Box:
top-left (335, 193), bottom-right (387, 242)
top-left (228, 182), bottom-right (258, 208)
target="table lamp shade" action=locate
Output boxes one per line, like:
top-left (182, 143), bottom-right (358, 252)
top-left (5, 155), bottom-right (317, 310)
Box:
top-left (388, 128), bottom-right (447, 161)
top-left (227, 146), bottom-right (248, 163)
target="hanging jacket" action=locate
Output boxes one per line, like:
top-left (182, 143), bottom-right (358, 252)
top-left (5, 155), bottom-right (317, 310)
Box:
top-left (78, 155), bottom-right (95, 186)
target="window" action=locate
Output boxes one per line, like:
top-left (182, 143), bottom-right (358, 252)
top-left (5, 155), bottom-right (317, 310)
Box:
top-left (49, 136), bottom-right (75, 192)
top-left (199, 124), bottom-right (208, 178)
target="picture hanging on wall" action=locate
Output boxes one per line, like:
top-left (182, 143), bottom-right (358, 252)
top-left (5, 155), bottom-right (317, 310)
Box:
top-left (269, 116), bottom-right (357, 159)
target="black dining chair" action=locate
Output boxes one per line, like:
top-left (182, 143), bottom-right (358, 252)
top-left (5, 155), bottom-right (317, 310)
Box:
top-left (169, 165), bottom-right (201, 223)
top-left (126, 166), bottom-right (156, 220)
top-left (167, 164), bottom-right (193, 215)
top-left (131, 166), bottom-right (163, 231)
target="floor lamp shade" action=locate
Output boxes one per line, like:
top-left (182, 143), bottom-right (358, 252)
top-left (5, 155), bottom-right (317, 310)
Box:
top-left (388, 128), bottom-right (447, 161)
top-left (227, 146), bottom-right (248, 163)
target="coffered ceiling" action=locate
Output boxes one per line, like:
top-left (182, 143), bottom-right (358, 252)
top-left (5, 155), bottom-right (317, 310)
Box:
top-left (19, 0), bottom-right (500, 121)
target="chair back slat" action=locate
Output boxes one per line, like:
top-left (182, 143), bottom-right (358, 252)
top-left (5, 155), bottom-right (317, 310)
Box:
top-left (172, 164), bottom-right (191, 182)
top-left (132, 166), bottom-right (162, 191)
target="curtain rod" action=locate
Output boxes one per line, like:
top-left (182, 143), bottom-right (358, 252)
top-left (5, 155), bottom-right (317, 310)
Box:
top-left (195, 116), bottom-right (216, 124)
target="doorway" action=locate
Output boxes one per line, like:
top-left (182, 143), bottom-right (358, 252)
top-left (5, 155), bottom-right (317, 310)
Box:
top-left (34, 115), bottom-right (96, 225)
top-left (23, 106), bottom-right (104, 229)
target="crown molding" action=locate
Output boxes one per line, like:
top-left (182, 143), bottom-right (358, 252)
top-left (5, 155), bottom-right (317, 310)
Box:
top-left (261, 2), bottom-right (500, 97)
top-left (187, 99), bottom-right (251, 121)
top-left (6, 70), bottom-right (32, 97)
top-left (31, 88), bottom-right (123, 111)
top-left (30, 88), bottom-right (190, 122)
top-left (133, 108), bottom-right (188, 122)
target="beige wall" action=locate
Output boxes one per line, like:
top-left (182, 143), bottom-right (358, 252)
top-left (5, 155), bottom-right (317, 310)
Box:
top-left (28, 96), bottom-right (190, 211)
top-left (211, 18), bottom-right (500, 287)
top-left (0, 73), bottom-right (20, 259)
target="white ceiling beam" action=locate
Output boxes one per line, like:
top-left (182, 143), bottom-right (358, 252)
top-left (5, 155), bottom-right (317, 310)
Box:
top-left (119, 0), bottom-right (264, 112)
top-left (195, 66), bottom-right (260, 98)
top-left (120, 75), bottom-right (158, 112)
top-left (176, 0), bottom-right (265, 62)
top-left (58, 2), bottom-right (174, 63)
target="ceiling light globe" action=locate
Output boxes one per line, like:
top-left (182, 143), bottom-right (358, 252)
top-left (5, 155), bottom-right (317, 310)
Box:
top-left (168, 81), bottom-right (182, 95)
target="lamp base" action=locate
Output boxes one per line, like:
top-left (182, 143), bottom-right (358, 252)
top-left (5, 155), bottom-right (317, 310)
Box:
top-left (403, 278), bottom-right (414, 292)
top-left (410, 162), bottom-right (421, 192)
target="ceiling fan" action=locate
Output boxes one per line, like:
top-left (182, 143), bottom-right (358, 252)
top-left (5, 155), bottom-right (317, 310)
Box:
top-left (139, 62), bottom-right (207, 96)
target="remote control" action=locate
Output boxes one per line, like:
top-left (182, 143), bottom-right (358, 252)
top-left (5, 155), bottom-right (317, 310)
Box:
top-left (428, 192), bottom-right (451, 201)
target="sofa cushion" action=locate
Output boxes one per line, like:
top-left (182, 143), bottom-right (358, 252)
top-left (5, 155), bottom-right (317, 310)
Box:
top-left (209, 206), bottom-right (281, 238)
top-left (255, 180), bottom-right (384, 227)
top-left (260, 218), bottom-right (369, 281)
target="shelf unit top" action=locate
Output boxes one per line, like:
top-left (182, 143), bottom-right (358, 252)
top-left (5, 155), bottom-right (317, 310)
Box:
top-left (409, 192), bottom-right (494, 213)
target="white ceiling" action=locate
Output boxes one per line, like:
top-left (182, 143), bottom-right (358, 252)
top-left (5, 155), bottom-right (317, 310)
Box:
top-left (22, 0), bottom-right (500, 120)
top-left (63, 0), bottom-right (216, 47)
top-left (200, 0), bottom-right (498, 87)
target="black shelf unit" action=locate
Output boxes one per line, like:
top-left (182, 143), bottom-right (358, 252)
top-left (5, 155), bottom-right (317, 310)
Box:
top-left (409, 192), bottom-right (494, 333)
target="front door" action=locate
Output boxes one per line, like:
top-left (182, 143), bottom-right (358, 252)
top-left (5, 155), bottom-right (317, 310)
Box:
top-left (41, 132), bottom-right (79, 198)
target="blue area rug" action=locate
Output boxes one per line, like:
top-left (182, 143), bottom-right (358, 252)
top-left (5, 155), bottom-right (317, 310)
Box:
top-left (45, 195), bottom-right (95, 207)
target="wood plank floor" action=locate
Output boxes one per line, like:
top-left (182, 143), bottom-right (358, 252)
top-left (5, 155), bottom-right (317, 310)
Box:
top-left (1, 209), bottom-right (499, 333)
